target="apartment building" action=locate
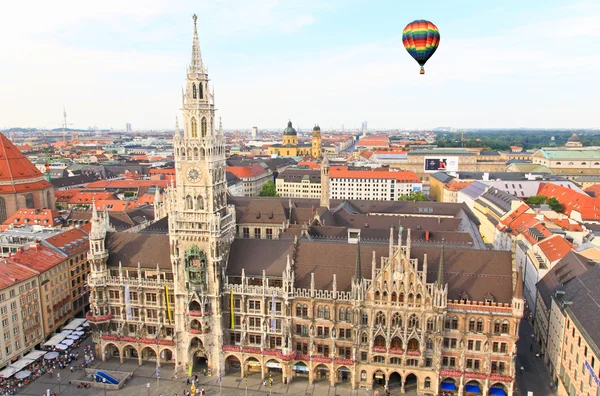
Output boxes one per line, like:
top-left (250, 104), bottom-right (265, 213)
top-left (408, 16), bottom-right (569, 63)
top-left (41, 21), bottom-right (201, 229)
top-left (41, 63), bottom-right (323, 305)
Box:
top-left (226, 164), bottom-right (273, 197)
top-left (329, 166), bottom-right (422, 201)
top-left (276, 169), bottom-right (321, 199)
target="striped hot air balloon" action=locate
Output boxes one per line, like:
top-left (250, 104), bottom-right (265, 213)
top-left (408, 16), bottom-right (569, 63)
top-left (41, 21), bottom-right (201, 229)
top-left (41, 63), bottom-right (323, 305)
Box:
top-left (402, 20), bottom-right (440, 74)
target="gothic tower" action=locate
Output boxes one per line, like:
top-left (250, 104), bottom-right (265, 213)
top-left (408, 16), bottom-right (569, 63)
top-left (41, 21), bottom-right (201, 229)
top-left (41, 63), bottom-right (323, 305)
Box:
top-left (311, 125), bottom-right (322, 158)
top-left (166, 14), bottom-right (236, 373)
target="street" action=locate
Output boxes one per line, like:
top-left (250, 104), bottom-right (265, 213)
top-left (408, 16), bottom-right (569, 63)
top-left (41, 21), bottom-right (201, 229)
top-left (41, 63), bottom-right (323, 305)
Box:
top-left (514, 318), bottom-right (555, 396)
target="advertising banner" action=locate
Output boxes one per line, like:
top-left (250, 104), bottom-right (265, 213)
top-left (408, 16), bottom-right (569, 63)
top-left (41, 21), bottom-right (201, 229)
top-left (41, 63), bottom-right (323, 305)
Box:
top-left (424, 156), bottom-right (459, 173)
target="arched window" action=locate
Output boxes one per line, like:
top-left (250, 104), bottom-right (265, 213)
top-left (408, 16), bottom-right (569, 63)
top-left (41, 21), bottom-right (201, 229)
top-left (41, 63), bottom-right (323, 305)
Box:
top-left (302, 304), bottom-right (308, 317)
top-left (451, 316), bottom-right (459, 330)
top-left (426, 338), bottom-right (433, 350)
top-left (382, 291), bottom-right (388, 301)
top-left (185, 195), bottom-right (193, 210)
top-left (25, 193), bottom-right (34, 209)
top-left (444, 316), bottom-right (451, 330)
top-left (477, 318), bottom-right (484, 332)
top-left (398, 293), bottom-right (404, 303)
top-left (391, 292), bottom-right (397, 302)
top-left (198, 82), bottom-right (203, 99)
top-left (0, 197), bottom-right (7, 223)
top-left (469, 318), bottom-right (476, 332)
top-left (317, 306), bottom-right (324, 319)
top-left (581, 162), bottom-right (587, 165)
top-left (391, 312), bottom-right (402, 327)
top-left (594, 162), bottom-right (600, 166)
top-left (391, 337), bottom-right (402, 349)
top-left (201, 117), bottom-right (207, 137)
top-left (361, 332), bottom-right (368, 344)
top-left (191, 118), bottom-right (198, 138)
top-left (374, 291), bottom-right (380, 301)
top-left (407, 338), bottom-right (419, 351)
top-left (424, 377), bottom-right (431, 389)
top-left (361, 313), bottom-right (368, 326)
top-left (501, 320), bottom-right (510, 334)
top-left (345, 308), bottom-right (351, 322)
top-left (415, 294), bottom-right (422, 305)
top-left (192, 83), bottom-right (197, 99)
top-left (375, 311), bottom-right (386, 326)
top-left (196, 196), bottom-right (204, 210)
top-left (324, 306), bottom-right (330, 320)
top-left (568, 162), bottom-right (574, 165)
top-left (295, 305), bottom-right (302, 317)
top-left (427, 318), bottom-right (434, 331)
top-left (493, 320), bottom-right (501, 334)
top-left (339, 307), bottom-right (345, 321)
top-left (408, 314), bottom-right (419, 329)
top-left (555, 162), bottom-right (561, 165)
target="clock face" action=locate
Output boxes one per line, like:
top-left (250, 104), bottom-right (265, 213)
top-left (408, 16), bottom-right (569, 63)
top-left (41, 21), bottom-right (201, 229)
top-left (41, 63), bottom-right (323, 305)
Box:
top-left (186, 167), bottom-right (202, 183)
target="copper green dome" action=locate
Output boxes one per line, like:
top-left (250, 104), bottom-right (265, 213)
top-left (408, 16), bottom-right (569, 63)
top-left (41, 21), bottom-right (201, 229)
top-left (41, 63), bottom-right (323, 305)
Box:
top-left (313, 125), bottom-right (320, 132)
top-left (283, 120), bottom-right (297, 136)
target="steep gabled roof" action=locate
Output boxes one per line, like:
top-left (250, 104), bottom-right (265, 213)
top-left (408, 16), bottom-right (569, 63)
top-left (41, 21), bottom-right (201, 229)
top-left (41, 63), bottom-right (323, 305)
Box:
top-left (0, 132), bottom-right (46, 182)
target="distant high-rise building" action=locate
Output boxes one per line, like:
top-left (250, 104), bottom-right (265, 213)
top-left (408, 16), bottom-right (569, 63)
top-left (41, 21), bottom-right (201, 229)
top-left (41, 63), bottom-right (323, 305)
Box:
top-left (251, 126), bottom-right (258, 139)
top-left (342, 124), bottom-right (344, 132)
top-left (126, 123), bottom-right (132, 132)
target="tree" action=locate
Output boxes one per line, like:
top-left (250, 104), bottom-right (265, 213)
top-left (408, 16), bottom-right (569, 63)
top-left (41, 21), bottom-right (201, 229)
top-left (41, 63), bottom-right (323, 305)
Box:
top-left (259, 181), bottom-right (278, 197)
top-left (397, 190), bottom-right (428, 202)
top-left (525, 195), bottom-right (563, 212)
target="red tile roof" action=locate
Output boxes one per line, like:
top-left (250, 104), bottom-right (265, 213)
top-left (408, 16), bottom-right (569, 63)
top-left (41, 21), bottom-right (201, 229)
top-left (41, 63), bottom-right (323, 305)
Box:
top-left (297, 161), bottom-right (320, 169)
top-left (584, 184), bottom-right (600, 198)
top-left (9, 243), bottom-right (66, 273)
top-left (537, 234), bottom-right (572, 263)
top-left (44, 227), bottom-right (89, 257)
top-left (0, 132), bottom-right (45, 182)
top-left (150, 168), bottom-right (176, 176)
top-left (330, 166), bottom-right (421, 183)
top-left (445, 180), bottom-right (473, 192)
top-left (0, 259), bottom-right (39, 289)
top-left (2, 208), bottom-right (63, 227)
top-left (94, 200), bottom-right (130, 212)
top-left (227, 163), bottom-right (268, 179)
top-left (538, 183), bottom-right (600, 221)
top-left (84, 179), bottom-right (171, 190)
top-left (55, 190), bottom-right (117, 204)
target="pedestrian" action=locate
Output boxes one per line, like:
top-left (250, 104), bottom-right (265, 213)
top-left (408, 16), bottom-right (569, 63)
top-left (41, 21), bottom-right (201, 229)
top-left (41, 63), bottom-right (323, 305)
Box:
top-left (70, 366), bottom-right (73, 373)
top-left (520, 366), bottom-right (524, 374)
top-left (187, 377), bottom-right (190, 385)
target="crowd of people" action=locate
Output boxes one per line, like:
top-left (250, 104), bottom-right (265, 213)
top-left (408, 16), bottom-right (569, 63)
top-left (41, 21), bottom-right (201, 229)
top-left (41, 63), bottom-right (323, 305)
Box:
top-left (0, 326), bottom-right (91, 395)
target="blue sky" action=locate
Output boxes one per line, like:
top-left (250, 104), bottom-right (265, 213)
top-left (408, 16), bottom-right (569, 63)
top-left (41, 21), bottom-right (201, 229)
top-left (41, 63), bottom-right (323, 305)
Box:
top-left (1, 0), bottom-right (599, 130)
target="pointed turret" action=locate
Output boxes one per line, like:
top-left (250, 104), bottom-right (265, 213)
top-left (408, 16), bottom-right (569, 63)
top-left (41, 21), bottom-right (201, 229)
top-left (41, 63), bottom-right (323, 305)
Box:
top-left (437, 241), bottom-right (445, 287)
top-left (354, 240), bottom-right (362, 283)
top-left (175, 116), bottom-right (181, 137)
top-left (189, 14), bottom-right (205, 74)
top-left (514, 269), bottom-right (524, 299)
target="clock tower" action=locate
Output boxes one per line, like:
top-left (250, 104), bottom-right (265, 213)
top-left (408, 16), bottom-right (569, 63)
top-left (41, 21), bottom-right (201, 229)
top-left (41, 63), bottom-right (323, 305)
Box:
top-left (166, 14), bottom-right (236, 374)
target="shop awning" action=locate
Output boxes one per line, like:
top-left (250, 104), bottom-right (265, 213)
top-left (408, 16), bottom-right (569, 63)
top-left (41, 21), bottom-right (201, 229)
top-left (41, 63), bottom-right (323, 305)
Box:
top-left (489, 388), bottom-right (506, 396)
top-left (292, 365), bottom-right (309, 372)
top-left (22, 350), bottom-right (46, 361)
top-left (441, 382), bottom-right (457, 391)
top-left (246, 361), bottom-right (261, 367)
top-left (0, 367), bottom-right (17, 378)
top-left (44, 333), bottom-right (67, 347)
top-left (63, 318), bottom-right (86, 331)
top-left (465, 384), bottom-right (481, 394)
top-left (9, 358), bottom-right (35, 372)
top-left (266, 361), bottom-right (282, 369)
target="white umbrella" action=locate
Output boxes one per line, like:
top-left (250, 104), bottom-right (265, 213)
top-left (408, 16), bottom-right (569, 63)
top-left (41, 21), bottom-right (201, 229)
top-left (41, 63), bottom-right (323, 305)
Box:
top-left (55, 344), bottom-right (69, 350)
top-left (82, 322), bottom-right (90, 327)
top-left (60, 330), bottom-right (73, 335)
top-left (44, 352), bottom-right (59, 360)
top-left (76, 327), bottom-right (84, 331)
top-left (62, 339), bottom-right (74, 346)
top-left (74, 331), bottom-right (85, 336)
top-left (67, 335), bottom-right (80, 340)
top-left (14, 370), bottom-right (32, 380)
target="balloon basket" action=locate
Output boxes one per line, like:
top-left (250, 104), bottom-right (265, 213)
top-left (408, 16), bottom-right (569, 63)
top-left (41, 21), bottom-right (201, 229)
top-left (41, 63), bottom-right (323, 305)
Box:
top-left (420, 68), bottom-right (425, 75)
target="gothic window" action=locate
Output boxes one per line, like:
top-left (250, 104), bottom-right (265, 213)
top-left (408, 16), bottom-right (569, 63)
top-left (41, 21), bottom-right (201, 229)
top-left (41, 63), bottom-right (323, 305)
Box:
top-left (382, 291), bottom-right (388, 301)
top-left (192, 83), bottom-right (197, 99)
top-left (193, 147), bottom-right (198, 158)
top-left (424, 377), bottom-right (431, 389)
top-left (191, 118), bottom-right (198, 138)
top-left (477, 318), bottom-right (484, 332)
top-left (199, 82), bottom-right (203, 99)
top-left (426, 338), bottom-right (433, 350)
top-left (427, 318), bottom-right (434, 331)
top-left (361, 313), bottom-right (368, 326)
top-left (469, 318), bottom-right (476, 332)
top-left (375, 311), bottom-right (386, 326)
top-left (407, 338), bottom-right (419, 351)
top-left (391, 337), bottom-right (402, 349)
top-left (398, 293), bottom-right (405, 303)
top-left (338, 307), bottom-right (345, 321)
top-left (493, 320), bottom-right (501, 334)
top-left (185, 195), bottom-right (193, 210)
top-left (324, 306), bottom-right (330, 320)
top-left (415, 294), bottom-right (422, 305)
top-left (374, 291), bottom-right (380, 301)
top-left (201, 117), bottom-right (207, 137)
top-left (444, 316), bottom-right (451, 330)
top-left (361, 332), bottom-right (368, 344)
top-left (501, 320), bottom-right (510, 334)
top-left (0, 197), bottom-right (6, 223)
top-left (317, 306), bottom-right (324, 319)
top-left (196, 196), bottom-right (204, 210)
top-left (345, 308), bottom-right (351, 322)
top-left (374, 335), bottom-right (386, 347)
top-left (391, 312), bottom-right (402, 327)
top-left (391, 292), bottom-right (397, 302)
top-left (295, 305), bottom-right (303, 317)
top-left (25, 193), bottom-right (34, 209)
top-left (408, 314), bottom-right (419, 329)
top-left (451, 316), bottom-right (459, 330)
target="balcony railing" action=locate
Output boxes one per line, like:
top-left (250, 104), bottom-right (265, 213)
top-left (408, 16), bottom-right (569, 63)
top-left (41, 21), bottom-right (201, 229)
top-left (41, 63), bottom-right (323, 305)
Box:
top-left (85, 313), bottom-right (113, 323)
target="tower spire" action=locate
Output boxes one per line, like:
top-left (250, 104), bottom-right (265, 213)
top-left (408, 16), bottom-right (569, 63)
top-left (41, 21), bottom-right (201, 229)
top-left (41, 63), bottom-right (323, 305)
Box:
top-left (189, 14), bottom-right (204, 74)
top-left (437, 240), bottom-right (445, 287)
top-left (354, 240), bottom-right (362, 283)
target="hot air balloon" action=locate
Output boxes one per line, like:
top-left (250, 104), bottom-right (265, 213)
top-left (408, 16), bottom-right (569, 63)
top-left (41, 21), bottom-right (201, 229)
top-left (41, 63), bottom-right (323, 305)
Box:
top-left (402, 20), bottom-right (440, 74)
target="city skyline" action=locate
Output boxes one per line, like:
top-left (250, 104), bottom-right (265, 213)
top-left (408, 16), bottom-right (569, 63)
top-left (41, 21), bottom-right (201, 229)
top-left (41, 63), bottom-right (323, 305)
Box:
top-left (1, 0), bottom-right (599, 130)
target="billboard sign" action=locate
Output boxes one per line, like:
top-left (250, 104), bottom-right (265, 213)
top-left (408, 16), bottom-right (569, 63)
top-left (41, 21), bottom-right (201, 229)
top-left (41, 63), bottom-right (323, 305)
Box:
top-left (424, 156), bottom-right (459, 173)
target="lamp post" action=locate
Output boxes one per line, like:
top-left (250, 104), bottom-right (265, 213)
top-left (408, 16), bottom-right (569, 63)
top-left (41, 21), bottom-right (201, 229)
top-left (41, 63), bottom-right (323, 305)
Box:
top-left (57, 372), bottom-right (61, 393)
top-left (146, 382), bottom-right (150, 396)
top-left (102, 377), bottom-right (107, 396)
top-left (245, 370), bottom-right (248, 396)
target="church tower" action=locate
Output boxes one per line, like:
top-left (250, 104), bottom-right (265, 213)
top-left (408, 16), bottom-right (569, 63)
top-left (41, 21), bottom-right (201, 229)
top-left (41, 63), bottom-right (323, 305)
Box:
top-left (311, 125), bottom-right (322, 158)
top-left (166, 14), bottom-right (236, 373)
top-left (320, 154), bottom-right (330, 209)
